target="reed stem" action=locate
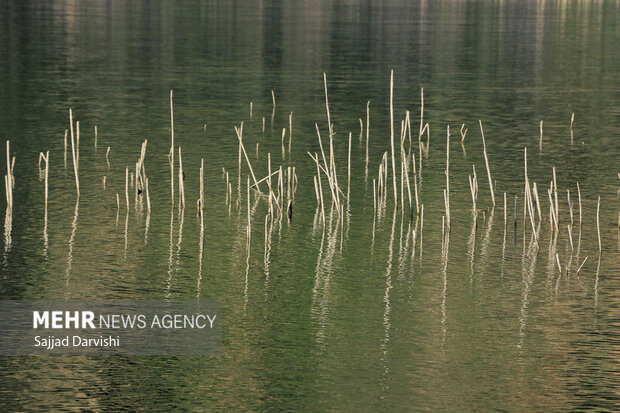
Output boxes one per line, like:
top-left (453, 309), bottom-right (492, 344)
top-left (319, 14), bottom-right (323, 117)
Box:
top-left (289, 112), bottom-right (293, 155)
top-left (366, 101), bottom-right (370, 169)
top-left (389, 70), bottom-right (398, 207)
top-left (170, 90), bottom-right (175, 207)
top-left (69, 110), bottom-right (80, 198)
top-left (445, 125), bottom-right (450, 227)
top-left (596, 195), bottom-right (601, 251)
top-left (347, 132), bottom-right (352, 205)
top-left (64, 129), bottom-right (68, 168)
top-left (235, 122), bottom-right (262, 193)
top-left (479, 120), bottom-right (495, 207)
top-left (44, 151), bottom-right (49, 210)
top-left (539, 120), bottom-right (543, 151)
top-left (125, 167), bottom-right (129, 210)
top-left (577, 182), bottom-right (582, 226)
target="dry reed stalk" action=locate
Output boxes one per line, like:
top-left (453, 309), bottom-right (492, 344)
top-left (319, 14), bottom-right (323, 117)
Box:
top-left (469, 168), bottom-right (477, 212)
top-left (460, 124), bottom-right (467, 143)
top-left (235, 123), bottom-right (262, 193)
top-left (3, 175), bottom-right (8, 210)
top-left (533, 182), bottom-right (542, 221)
top-left (418, 88), bottom-right (424, 147)
top-left (596, 196), bottom-right (601, 251)
top-left (94, 125), bottom-right (98, 149)
top-left (106, 147), bottom-right (110, 168)
top-left (404, 159), bottom-right (413, 217)
top-left (373, 178), bottom-right (377, 212)
top-left (251, 170), bottom-right (279, 189)
top-left (503, 192), bottom-right (507, 225)
top-left (69, 110), bottom-right (80, 198)
top-left (547, 188), bottom-right (556, 230)
top-left (287, 166), bottom-right (292, 204)
top-left (250, 102), bottom-right (253, 119)
top-left (555, 253), bottom-right (562, 273)
top-left (526, 183), bottom-right (537, 240)
top-left (389, 70), bottom-right (398, 206)
top-left (577, 182), bottom-right (582, 226)
top-left (400, 121), bottom-right (406, 213)
top-left (281, 128), bottom-right (286, 159)
top-left (116, 193), bottom-right (120, 211)
top-left (125, 167), bottom-right (129, 210)
top-left (102, 176), bottom-right (106, 189)
top-left (524, 147), bottom-right (537, 239)
top-left (347, 132), bottom-right (352, 205)
top-left (247, 176), bottom-right (251, 240)
top-left (405, 111), bottom-right (412, 167)
top-left (400, 161), bottom-right (405, 214)
top-left (553, 167), bottom-right (559, 227)
top-left (479, 120), bottom-right (495, 207)
top-left (267, 153), bottom-right (273, 216)
top-left (279, 166), bottom-right (284, 210)
top-left (570, 113), bottom-right (574, 141)
top-left (178, 147), bottom-right (185, 209)
top-left (44, 151), bottom-right (49, 210)
top-left (63, 129), bottom-right (68, 167)
top-left (323, 74), bottom-right (333, 167)
top-left (146, 177), bottom-right (151, 214)
top-left (366, 101), bottom-right (370, 168)
top-left (289, 112), bottom-right (293, 154)
top-left (567, 189), bottom-right (573, 225)
top-left (413, 173), bottom-right (419, 214)
top-left (200, 159), bottom-right (205, 228)
top-left (225, 171), bottom-right (229, 205)
top-left (135, 163), bottom-right (140, 207)
top-left (378, 163), bottom-right (383, 202)
top-left (359, 118), bottom-right (363, 141)
top-left (420, 203), bottom-right (424, 247)
top-left (313, 176), bottom-right (320, 206)
top-left (383, 152), bottom-right (388, 203)
top-left (76, 120), bottom-right (80, 169)
top-left (445, 125), bottom-right (451, 227)
top-left (568, 224), bottom-right (574, 250)
top-left (315, 158), bottom-right (325, 225)
top-left (170, 90), bottom-right (175, 207)
top-left (576, 256), bottom-right (588, 274)
top-left (292, 167), bottom-right (298, 199)
top-left (539, 120), bottom-right (543, 151)
top-left (442, 215), bottom-right (445, 239)
top-left (262, 117), bottom-right (265, 133)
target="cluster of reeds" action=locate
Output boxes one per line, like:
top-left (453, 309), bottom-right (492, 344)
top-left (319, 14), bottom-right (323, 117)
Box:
top-left (1, 72), bottom-right (615, 286)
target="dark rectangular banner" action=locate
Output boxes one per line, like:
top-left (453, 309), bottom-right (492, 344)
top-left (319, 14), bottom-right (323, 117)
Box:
top-left (0, 300), bottom-right (222, 355)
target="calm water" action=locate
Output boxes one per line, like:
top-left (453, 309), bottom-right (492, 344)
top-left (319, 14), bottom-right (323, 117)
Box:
top-left (1, 0), bottom-right (620, 411)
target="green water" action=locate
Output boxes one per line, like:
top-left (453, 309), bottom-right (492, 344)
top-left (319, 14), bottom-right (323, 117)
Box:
top-left (1, 0), bottom-right (620, 411)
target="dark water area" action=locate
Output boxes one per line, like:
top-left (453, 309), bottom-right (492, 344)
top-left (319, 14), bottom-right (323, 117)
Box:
top-left (1, 1), bottom-right (619, 411)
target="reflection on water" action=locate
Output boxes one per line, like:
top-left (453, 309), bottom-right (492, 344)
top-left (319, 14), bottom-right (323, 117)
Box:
top-left (1, 0), bottom-right (620, 411)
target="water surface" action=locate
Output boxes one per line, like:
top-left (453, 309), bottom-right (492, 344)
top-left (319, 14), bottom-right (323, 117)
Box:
top-left (1, 1), bottom-right (620, 411)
